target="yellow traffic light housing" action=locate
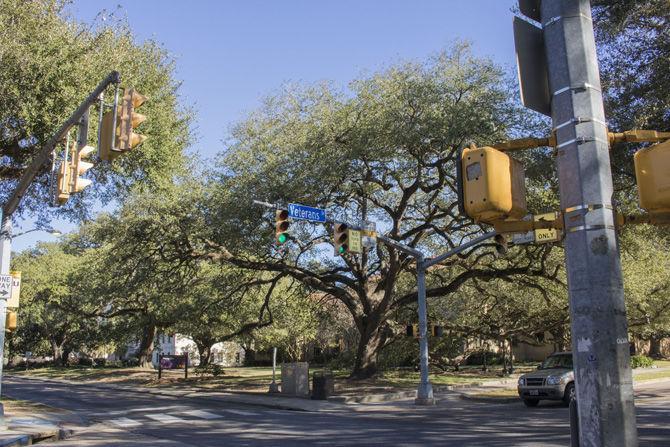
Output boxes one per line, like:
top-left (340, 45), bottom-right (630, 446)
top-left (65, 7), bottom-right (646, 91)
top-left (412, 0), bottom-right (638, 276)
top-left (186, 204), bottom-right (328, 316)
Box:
top-left (55, 160), bottom-right (71, 205)
top-left (70, 145), bottom-right (95, 193)
top-left (406, 324), bottom-right (419, 338)
top-left (275, 209), bottom-right (290, 244)
top-left (634, 139), bottom-right (670, 216)
top-left (99, 88), bottom-right (148, 161)
top-left (5, 311), bottom-right (17, 333)
top-left (457, 144), bottom-right (527, 223)
top-left (334, 223), bottom-right (349, 255)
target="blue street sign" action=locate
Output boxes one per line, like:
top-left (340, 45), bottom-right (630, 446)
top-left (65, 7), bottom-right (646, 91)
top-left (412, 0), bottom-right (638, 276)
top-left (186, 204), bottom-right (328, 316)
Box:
top-left (288, 203), bottom-right (326, 223)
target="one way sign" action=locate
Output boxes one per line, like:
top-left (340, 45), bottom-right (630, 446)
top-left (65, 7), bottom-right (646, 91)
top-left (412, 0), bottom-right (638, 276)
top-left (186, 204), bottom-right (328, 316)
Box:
top-left (0, 274), bottom-right (12, 300)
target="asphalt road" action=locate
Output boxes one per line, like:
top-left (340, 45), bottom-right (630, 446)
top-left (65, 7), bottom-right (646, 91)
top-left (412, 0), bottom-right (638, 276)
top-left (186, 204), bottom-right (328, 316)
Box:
top-left (3, 376), bottom-right (669, 446)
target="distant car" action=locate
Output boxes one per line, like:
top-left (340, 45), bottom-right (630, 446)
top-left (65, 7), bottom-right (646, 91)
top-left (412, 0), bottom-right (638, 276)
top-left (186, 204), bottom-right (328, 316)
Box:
top-left (517, 352), bottom-right (575, 407)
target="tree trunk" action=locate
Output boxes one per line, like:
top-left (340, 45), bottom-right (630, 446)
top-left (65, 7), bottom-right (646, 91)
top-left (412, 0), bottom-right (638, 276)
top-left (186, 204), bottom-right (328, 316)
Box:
top-left (196, 343), bottom-right (212, 366)
top-left (61, 348), bottom-right (72, 366)
top-left (137, 324), bottom-right (157, 368)
top-left (51, 340), bottom-right (64, 366)
top-left (649, 335), bottom-right (663, 359)
top-left (350, 320), bottom-right (387, 379)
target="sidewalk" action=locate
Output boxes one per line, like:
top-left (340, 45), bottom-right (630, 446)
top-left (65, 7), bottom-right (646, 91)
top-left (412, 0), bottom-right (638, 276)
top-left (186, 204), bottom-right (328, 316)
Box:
top-left (0, 399), bottom-right (78, 447)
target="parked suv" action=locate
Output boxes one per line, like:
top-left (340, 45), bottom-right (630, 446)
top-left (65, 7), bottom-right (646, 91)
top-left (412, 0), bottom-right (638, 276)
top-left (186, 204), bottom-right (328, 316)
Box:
top-left (517, 352), bottom-right (575, 407)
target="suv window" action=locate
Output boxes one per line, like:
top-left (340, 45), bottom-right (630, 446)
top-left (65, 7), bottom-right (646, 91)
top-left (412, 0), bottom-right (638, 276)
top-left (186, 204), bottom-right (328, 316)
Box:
top-left (540, 354), bottom-right (573, 369)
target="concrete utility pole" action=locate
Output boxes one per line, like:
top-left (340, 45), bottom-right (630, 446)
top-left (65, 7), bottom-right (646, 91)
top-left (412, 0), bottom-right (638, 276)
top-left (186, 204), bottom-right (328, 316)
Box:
top-left (541, 1), bottom-right (638, 445)
top-left (0, 72), bottom-right (121, 423)
top-left (0, 216), bottom-right (11, 428)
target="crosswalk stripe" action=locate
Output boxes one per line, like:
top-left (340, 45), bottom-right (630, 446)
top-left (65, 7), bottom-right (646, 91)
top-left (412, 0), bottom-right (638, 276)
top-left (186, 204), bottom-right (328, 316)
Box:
top-left (146, 413), bottom-right (187, 424)
top-left (109, 417), bottom-right (142, 428)
top-left (180, 409), bottom-right (223, 420)
top-left (225, 409), bottom-right (258, 417)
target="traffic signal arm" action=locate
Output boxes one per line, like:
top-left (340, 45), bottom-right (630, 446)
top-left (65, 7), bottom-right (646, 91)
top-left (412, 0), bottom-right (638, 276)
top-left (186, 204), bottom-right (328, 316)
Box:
top-left (492, 135), bottom-right (556, 152)
top-left (492, 215), bottom-right (564, 234)
top-left (609, 130), bottom-right (670, 145)
top-left (489, 130), bottom-right (670, 154)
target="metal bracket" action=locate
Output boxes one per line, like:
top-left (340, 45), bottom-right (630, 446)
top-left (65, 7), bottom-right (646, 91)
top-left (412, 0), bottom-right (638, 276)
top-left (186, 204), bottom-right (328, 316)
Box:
top-left (553, 83), bottom-right (600, 97)
top-left (563, 204), bottom-right (617, 233)
top-left (554, 117), bottom-right (607, 132)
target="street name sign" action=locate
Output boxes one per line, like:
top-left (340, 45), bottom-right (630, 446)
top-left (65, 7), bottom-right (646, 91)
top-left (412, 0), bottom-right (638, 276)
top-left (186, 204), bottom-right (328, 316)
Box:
top-left (0, 274), bottom-right (12, 300)
top-left (8, 271), bottom-right (21, 308)
top-left (288, 203), bottom-right (326, 223)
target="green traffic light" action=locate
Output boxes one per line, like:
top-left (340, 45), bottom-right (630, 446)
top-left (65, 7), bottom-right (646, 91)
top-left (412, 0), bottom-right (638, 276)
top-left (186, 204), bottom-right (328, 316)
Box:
top-left (338, 246), bottom-right (346, 254)
top-left (278, 233), bottom-right (288, 244)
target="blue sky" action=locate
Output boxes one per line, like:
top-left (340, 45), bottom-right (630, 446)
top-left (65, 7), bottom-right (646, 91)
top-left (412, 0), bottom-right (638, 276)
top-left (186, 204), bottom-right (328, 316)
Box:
top-left (13, 0), bottom-right (519, 251)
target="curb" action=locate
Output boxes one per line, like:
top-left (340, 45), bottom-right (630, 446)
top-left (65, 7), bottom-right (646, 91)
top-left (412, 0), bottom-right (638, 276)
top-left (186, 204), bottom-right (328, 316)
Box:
top-left (0, 427), bottom-right (72, 447)
top-left (455, 393), bottom-right (519, 404)
top-left (5, 375), bottom-right (334, 413)
top-left (328, 390), bottom-right (417, 404)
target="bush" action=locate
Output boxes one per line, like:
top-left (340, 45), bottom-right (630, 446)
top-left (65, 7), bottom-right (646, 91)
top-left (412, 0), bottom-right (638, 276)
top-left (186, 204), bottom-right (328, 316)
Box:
top-left (78, 357), bottom-right (94, 367)
top-left (464, 349), bottom-right (503, 366)
top-left (194, 363), bottom-right (224, 377)
top-left (93, 358), bottom-right (106, 367)
top-left (122, 357), bottom-right (140, 367)
top-left (631, 355), bottom-right (654, 369)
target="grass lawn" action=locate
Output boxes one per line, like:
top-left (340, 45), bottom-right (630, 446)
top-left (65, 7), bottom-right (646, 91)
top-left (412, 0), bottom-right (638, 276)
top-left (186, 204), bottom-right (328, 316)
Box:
top-left (468, 388), bottom-right (519, 398)
top-left (8, 363), bottom-right (526, 395)
top-left (653, 360), bottom-right (670, 368)
top-left (1, 397), bottom-right (68, 414)
top-left (634, 369), bottom-right (670, 382)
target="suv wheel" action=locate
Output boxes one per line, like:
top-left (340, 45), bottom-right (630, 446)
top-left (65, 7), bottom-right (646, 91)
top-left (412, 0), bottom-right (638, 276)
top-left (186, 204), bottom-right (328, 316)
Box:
top-left (563, 383), bottom-right (576, 406)
top-left (523, 399), bottom-right (539, 407)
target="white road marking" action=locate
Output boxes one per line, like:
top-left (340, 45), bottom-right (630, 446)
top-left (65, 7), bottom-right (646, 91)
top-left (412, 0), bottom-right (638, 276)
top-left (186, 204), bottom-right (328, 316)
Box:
top-left (109, 417), bottom-right (142, 428)
top-left (225, 409), bottom-right (258, 417)
top-left (180, 409), bottom-right (223, 419)
top-left (146, 413), bottom-right (187, 424)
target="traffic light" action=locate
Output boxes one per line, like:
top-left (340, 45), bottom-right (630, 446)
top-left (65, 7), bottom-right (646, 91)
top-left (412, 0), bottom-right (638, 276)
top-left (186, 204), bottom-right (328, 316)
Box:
top-left (333, 223), bottom-right (349, 255)
top-left (70, 145), bottom-right (95, 193)
top-left (55, 160), bottom-right (71, 205)
top-left (430, 325), bottom-right (444, 337)
top-left (406, 324), bottom-right (419, 338)
top-left (457, 144), bottom-right (527, 223)
top-left (5, 311), bottom-right (17, 333)
top-left (275, 209), bottom-right (290, 244)
top-left (634, 139), bottom-right (670, 216)
top-left (494, 234), bottom-right (508, 256)
top-left (99, 88), bottom-right (148, 161)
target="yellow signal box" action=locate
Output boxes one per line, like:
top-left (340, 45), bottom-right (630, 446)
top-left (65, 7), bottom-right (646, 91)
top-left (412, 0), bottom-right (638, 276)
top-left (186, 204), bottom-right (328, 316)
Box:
top-left (99, 88), bottom-right (148, 161)
top-left (70, 145), bottom-right (95, 193)
top-left (5, 311), bottom-right (17, 333)
top-left (634, 139), bottom-right (670, 215)
top-left (459, 145), bottom-right (527, 223)
top-left (55, 160), bottom-right (71, 205)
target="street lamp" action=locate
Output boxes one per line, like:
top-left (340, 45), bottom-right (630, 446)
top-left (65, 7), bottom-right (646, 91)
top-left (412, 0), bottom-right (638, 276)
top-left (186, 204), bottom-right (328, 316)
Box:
top-left (10, 227), bottom-right (62, 238)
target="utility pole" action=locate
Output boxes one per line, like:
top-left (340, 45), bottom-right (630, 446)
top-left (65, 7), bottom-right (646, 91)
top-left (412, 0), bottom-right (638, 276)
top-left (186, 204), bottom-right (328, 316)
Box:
top-left (0, 72), bottom-right (121, 424)
top-left (0, 215), bottom-right (11, 428)
top-left (540, 1), bottom-right (637, 445)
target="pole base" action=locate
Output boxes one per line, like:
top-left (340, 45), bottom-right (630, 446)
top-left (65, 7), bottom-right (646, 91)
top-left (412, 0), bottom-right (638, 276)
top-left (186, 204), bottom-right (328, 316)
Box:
top-left (415, 384), bottom-right (435, 405)
top-left (414, 396), bottom-right (436, 406)
top-left (268, 382), bottom-right (280, 394)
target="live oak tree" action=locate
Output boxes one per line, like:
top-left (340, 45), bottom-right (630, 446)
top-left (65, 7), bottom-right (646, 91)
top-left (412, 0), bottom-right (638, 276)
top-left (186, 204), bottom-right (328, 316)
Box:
top-left (9, 242), bottom-right (103, 364)
top-left (201, 44), bottom-right (556, 378)
top-left (0, 0), bottom-right (191, 221)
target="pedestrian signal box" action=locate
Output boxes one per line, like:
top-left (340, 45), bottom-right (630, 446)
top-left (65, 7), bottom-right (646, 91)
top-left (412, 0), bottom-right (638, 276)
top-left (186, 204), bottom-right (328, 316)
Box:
top-left (635, 139), bottom-right (670, 215)
top-left (5, 311), bottom-right (17, 333)
top-left (457, 145), bottom-right (527, 223)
